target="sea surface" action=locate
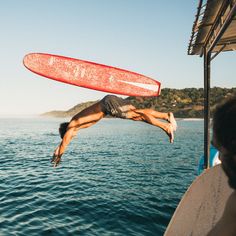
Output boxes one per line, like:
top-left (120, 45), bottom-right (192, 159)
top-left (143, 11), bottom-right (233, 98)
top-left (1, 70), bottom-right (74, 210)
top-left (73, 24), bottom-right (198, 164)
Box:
top-left (0, 118), bottom-right (203, 236)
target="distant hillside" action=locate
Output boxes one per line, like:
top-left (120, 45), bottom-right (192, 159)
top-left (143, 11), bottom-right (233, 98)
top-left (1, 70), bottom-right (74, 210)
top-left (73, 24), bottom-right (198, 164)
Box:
top-left (41, 87), bottom-right (236, 118)
top-left (42, 101), bottom-right (97, 118)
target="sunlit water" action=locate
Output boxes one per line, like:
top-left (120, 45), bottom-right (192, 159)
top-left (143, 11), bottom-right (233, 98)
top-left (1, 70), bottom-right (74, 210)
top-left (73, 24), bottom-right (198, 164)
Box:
top-left (0, 118), bottom-right (203, 235)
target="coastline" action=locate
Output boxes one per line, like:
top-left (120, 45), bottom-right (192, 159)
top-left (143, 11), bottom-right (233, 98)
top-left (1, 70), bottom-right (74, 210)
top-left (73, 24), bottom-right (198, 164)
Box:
top-left (178, 118), bottom-right (203, 121)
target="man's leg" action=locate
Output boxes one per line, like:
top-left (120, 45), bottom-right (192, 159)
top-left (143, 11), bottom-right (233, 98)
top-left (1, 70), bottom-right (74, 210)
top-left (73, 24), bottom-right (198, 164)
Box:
top-left (134, 109), bottom-right (177, 131)
top-left (125, 110), bottom-right (174, 143)
top-left (136, 109), bottom-right (168, 119)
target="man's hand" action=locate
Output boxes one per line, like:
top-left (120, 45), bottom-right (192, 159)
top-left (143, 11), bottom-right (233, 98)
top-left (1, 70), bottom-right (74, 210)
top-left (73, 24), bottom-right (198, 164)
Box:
top-left (51, 153), bottom-right (62, 167)
top-left (51, 147), bottom-right (62, 167)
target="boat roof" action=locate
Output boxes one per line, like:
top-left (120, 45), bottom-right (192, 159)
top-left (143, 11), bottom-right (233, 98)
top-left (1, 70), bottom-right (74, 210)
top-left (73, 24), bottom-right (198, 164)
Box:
top-left (188, 0), bottom-right (236, 56)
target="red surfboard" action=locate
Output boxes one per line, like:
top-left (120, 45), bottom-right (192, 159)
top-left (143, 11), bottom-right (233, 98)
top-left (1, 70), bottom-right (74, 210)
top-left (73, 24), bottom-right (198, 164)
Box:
top-left (23, 53), bottom-right (161, 97)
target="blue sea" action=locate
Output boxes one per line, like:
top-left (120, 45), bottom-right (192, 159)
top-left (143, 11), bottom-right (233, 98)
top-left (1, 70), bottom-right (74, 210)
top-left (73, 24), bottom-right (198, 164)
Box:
top-left (0, 118), bottom-right (203, 236)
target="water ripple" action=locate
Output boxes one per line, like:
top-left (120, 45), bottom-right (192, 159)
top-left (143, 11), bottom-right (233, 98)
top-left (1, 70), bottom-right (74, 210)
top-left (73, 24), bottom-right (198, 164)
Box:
top-left (0, 118), bottom-right (203, 235)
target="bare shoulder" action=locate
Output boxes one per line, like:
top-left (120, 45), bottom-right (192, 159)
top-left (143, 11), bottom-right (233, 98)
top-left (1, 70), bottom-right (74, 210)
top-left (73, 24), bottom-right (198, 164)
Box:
top-left (67, 119), bottom-right (79, 129)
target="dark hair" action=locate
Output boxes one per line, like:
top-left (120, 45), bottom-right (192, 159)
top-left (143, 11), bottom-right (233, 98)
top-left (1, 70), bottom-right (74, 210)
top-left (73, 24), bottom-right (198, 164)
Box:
top-left (213, 96), bottom-right (236, 154)
top-left (59, 122), bottom-right (69, 139)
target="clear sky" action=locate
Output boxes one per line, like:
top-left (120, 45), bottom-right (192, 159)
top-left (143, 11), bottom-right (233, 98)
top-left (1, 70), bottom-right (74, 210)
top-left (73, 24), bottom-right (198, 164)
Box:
top-left (0, 0), bottom-right (235, 116)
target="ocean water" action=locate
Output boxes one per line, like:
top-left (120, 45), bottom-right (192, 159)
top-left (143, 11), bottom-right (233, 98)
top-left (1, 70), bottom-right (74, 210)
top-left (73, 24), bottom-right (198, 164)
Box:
top-left (0, 118), bottom-right (203, 236)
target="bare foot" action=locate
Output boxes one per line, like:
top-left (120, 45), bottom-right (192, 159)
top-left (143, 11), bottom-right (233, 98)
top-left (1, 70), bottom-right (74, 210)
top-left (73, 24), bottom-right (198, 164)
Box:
top-left (168, 112), bottom-right (177, 131)
top-left (165, 123), bottom-right (174, 143)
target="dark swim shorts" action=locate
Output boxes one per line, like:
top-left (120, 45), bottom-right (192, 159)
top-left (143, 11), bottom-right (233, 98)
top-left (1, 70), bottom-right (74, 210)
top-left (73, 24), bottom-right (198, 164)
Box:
top-left (100, 95), bottom-right (134, 118)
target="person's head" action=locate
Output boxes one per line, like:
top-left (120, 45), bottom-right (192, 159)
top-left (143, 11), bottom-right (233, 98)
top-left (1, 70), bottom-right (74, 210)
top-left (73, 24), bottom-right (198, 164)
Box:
top-left (59, 122), bottom-right (69, 139)
top-left (212, 95), bottom-right (236, 189)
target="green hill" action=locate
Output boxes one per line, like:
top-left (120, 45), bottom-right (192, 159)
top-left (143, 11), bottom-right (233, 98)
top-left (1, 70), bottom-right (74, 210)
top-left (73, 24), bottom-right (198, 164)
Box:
top-left (42, 87), bottom-right (236, 118)
top-left (42, 101), bottom-right (96, 118)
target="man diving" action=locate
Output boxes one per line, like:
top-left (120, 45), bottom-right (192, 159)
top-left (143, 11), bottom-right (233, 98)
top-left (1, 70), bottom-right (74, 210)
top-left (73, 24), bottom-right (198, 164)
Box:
top-left (51, 95), bottom-right (177, 167)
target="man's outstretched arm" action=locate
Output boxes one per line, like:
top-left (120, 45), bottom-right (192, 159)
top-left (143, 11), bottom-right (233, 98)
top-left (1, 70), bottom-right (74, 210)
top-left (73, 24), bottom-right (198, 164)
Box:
top-left (52, 128), bottom-right (77, 167)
